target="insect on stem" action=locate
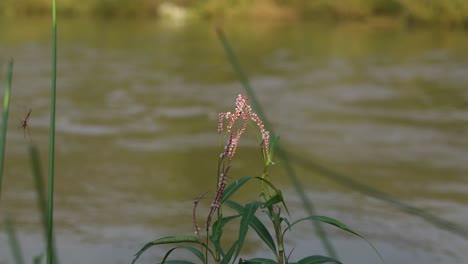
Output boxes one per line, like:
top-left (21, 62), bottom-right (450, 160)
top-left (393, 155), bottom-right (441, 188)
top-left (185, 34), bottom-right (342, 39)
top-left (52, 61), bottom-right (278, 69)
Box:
top-left (20, 108), bottom-right (32, 140)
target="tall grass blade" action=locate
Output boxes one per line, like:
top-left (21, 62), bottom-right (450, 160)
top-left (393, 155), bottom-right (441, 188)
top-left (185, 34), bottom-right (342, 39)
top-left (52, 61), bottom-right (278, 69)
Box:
top-left (30, 144), bottom-right (59, 263)
top-left (0, 59), bottom-right (13, 199)
top-left (4, 216), bottom-right (25, 264)
top-left (215, 28), bottom-right (338, 259)
top-left (47, 0), bottom-right (58, 263)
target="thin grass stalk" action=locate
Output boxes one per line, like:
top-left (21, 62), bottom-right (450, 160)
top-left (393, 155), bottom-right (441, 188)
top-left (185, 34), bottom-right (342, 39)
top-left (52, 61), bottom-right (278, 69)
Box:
top-left (30, 144), bottom-right (59, 263)
top-left (5, 216), bottom-right (25, 264)
top-left (0, 59), bottom-right (13, 199)
top-left (215, 28), bottom-right (338, 259)
top-left (47, 0), bottom-right (57, 263)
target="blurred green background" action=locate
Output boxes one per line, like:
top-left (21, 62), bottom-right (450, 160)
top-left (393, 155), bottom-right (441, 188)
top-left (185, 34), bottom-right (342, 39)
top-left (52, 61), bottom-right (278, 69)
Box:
top-left (1, 0), bottom-right (468, 26)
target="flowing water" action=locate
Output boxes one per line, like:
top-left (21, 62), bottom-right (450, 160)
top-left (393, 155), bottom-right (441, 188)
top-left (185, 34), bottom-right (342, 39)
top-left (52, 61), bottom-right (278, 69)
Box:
top-left (0, 18), bottom-right (467, 264)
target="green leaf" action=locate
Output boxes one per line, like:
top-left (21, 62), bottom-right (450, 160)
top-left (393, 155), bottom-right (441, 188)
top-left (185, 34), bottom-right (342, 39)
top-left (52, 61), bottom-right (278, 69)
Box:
top-left (267, 134), bottom-right (280, 165)
top-left (247, 214), bottom-right (278, 257)
top-left (162, 261), bottom-right (197, 264)
top-left (211, 215), bottom-right (240, 258)
top-left (221, 176), bottom-right (254, 204)
top-left (263, 192), bottom-right (283, 208)
top-left (254, 177), bottom-right (290, 215)
top-left (287, 216), bottom-right (384, 264)
top-left (213, 215), bottom-right (240, 232)
top-left (225, 200), bottom-right (277, 257)
top-left (224, 200), bottom-right (244, 212)
top-left (282, 217), bottom-right (291, 231)
top-left (132, 236), bottom-right (211, 264)
top-left (241, 258), bottom-right (278, 264)
top-left (294, 255), bottom-right (342, 264)
top-left (210, 235), bottom-right (225, 259)
top-left (221, 240), bottom-right (238, 264)
top-left (160, 246), bottom-right (205, 264)
top-left (234, 201), bottom-right (261, 261)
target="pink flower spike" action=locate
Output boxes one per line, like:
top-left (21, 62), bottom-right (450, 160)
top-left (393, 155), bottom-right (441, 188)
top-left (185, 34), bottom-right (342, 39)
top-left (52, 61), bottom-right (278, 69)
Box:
top-left (217, 94), bottom-right (273, 164)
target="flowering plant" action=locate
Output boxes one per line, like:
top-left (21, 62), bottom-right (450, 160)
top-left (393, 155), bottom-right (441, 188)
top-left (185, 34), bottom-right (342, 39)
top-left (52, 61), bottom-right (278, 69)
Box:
top-left (132, 94), bottom-right (383, 264)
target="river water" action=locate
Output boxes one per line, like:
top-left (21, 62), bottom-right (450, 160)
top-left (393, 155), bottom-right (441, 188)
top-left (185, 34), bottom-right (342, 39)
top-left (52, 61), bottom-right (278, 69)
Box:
top-left (0, 18), bottom-right (467, 264)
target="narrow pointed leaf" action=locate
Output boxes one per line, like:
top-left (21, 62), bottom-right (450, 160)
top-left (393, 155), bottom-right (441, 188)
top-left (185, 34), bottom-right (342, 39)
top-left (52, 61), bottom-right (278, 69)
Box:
top-left (213, 215), bottom-right (240, 232)
top-left (263, 192), bottom-right (283, 208)
top-left (234, 201), bottom-right (261, 261)
top-left (221, 240), bottom-right (238, 264)
top-left (161, 246), bottom-right (205, 264)
top-left (225, 200), bottom-right (277, 256)
top-left (294, 255), bottom-right (342, 264)
top-left (242, 258), bottom-right (278, 264)
top-left (221, 176), bottom-right (253, 203)
top-left (282, 217), bottom-right (292, 230)
top-left (210, 235), bottom-right (226, 259)
top-left (269, 134), bottom-right (279, 158)
top-left (163, 261), bottom-right (197, 264)
top-left (211, 215), bottom-right (240, 258)
top-left (247, 214), bottom-right (278, 257)
top-left (132, 236), bottom-right (208, 264)
top-left (287, 216), bottom-right (384, 263)
top-left (254, 177), bottom-right (290, 215)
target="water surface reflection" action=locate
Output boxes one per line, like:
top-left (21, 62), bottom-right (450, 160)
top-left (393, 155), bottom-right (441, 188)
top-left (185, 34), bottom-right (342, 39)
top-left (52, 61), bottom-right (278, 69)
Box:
top-left (0, 18), bottom-right (467, 263)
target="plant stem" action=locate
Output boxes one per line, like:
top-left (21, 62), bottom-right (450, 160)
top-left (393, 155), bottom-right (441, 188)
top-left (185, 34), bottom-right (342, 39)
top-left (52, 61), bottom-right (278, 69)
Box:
top-left (0, 59), bottom-right (13, 200)
top-left (269, 206), bottom-right (285, 264)
top-left (47, 0), bottom-right (57, 263)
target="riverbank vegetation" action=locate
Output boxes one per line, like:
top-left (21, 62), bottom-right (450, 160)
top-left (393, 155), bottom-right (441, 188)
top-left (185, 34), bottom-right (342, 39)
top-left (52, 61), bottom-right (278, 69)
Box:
top-left (1, 0), bottom-right (468, 26)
